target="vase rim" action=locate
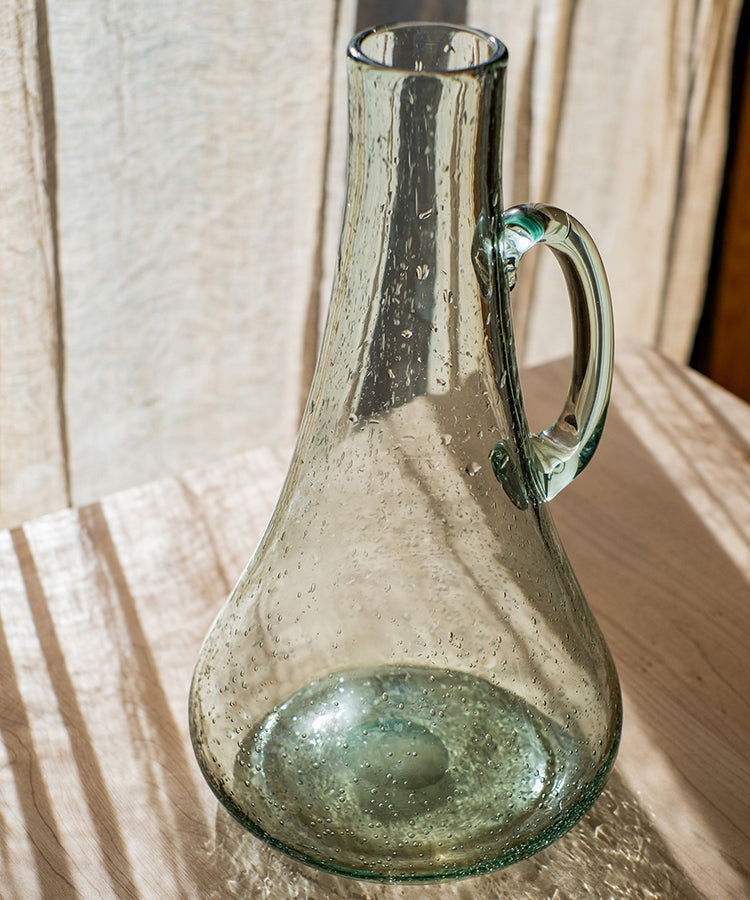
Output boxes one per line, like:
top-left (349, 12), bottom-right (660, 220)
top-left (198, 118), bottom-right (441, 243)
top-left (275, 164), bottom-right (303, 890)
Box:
top-left (349, 22), bottom-right (508, 75)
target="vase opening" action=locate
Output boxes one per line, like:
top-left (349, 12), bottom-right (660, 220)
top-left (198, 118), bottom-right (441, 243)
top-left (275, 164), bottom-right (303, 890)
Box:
top-left (350, 22), bottom-right (507, 74)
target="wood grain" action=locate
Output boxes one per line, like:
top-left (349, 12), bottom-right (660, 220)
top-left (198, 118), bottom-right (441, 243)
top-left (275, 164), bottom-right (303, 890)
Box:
top-left (525, 343), bottom-right (750, 894)
top-left (0, 346), bottom-right (747, 898)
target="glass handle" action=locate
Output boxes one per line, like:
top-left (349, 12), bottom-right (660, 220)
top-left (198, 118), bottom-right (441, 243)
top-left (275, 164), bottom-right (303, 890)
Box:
top-left (500, 203), bottom-right (614, 502)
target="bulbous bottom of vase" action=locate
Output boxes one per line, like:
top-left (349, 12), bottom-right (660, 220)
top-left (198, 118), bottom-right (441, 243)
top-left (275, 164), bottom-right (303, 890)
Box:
top-left (215, 664), bottom-right (617, 881)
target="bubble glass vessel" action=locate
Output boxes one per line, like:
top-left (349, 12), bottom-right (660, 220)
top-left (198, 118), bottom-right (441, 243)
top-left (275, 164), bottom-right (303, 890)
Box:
top-left (190, 22), bottom-right (621, 883)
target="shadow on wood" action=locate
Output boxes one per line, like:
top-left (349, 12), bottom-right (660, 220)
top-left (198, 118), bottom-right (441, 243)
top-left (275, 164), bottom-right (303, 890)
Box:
top-left (207, 770), bottom-right (701, 899)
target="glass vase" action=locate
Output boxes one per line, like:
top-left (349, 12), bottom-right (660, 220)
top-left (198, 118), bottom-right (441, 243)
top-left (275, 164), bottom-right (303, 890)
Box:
top-left (189, 22), bottom-right (620, 883)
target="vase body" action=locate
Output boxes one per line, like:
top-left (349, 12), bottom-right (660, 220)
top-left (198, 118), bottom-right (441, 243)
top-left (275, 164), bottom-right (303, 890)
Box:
top-left (190, 23), bottom-right (620, 882)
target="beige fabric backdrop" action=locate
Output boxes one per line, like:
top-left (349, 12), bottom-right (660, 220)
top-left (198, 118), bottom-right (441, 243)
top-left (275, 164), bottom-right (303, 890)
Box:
top-left (0, 0), bottom-right (743, 526)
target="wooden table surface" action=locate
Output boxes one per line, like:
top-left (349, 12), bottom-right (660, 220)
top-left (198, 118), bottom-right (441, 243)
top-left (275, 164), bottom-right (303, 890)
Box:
top-left (1, 342), bottom-right (748, 899)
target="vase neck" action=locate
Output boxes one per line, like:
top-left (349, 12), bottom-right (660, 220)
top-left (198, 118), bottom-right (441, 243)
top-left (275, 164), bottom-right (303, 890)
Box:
top-left (297, 25), bottom-right (511, 462)
top-left (345, 25), bottom-right (507, 238)
top-left (331, 27), bottom-right (506, 414)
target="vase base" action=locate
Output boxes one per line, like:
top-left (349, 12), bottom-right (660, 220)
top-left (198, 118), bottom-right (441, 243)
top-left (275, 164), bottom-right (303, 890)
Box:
top-left (220, 664), bottom-right (611, 881)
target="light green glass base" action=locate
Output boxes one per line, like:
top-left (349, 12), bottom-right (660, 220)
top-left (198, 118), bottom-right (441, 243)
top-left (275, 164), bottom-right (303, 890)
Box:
top-left (210, 665), bottom-right (619, 882)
